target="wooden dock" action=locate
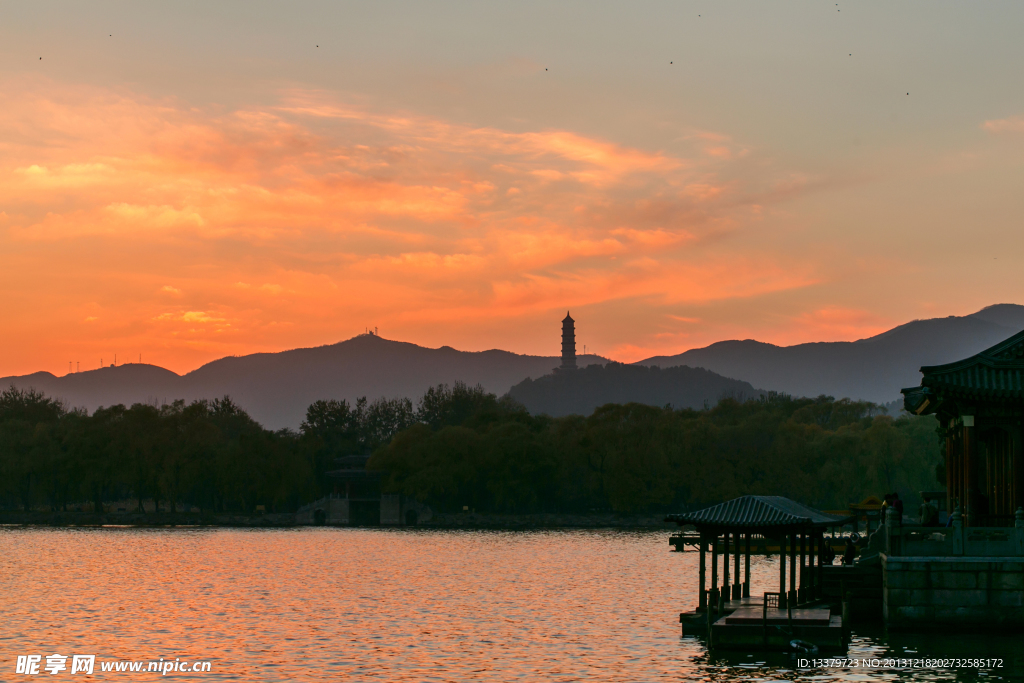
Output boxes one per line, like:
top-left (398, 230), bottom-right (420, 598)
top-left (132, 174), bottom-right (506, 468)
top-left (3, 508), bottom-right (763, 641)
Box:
top-left (680, 595), bottom-right (845, 651)
top-left (725, 606), bottom-right (831, 626)
top-left (712, 611), bottom-right (844, 651)
top-left (679, 595), bottom-right (762, 634)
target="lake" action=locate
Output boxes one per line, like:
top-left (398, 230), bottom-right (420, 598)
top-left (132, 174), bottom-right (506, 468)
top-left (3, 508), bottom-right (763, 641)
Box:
top-left (2, 528), bottom-right (1021, 680)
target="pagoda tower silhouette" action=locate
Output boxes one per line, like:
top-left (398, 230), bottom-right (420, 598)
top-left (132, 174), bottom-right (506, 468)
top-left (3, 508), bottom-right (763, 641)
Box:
top-left (560, 312), bottom-right (577, 371)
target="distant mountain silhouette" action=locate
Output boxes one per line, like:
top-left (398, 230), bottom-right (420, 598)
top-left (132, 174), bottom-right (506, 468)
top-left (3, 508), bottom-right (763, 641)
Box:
top-left (0, 334), bottom-right (608, 430)
top-left (507, 363), bottom-right (761, 417)
top-left (5, 304), bottom-right (1021, 428)
top-left (637, 304), bottom-right (1024, 404)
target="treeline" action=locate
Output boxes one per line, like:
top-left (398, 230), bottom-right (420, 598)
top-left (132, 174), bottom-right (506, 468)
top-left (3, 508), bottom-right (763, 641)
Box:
top-left (0, 386), bottom-right (418, 513)
top-left (0, 383), bottom-right (942, 515)
top-left (0, 388), bottom-right (309, 513)
top-left (369, 390), bottom-right (942, 514)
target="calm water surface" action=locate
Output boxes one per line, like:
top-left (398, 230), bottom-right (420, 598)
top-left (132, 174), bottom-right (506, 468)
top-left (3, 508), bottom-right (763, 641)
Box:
top-left (2, 528), bottom-right (1021, 681)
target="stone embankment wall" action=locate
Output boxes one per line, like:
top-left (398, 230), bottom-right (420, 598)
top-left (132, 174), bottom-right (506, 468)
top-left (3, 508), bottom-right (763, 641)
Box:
top-left (0, 511), bottom-right (298, 527)
top-left (1, 508), bottom-right (670, 529)
top-left (294, 495), bottom-right (431, 525)
top-left (883, 554), bottom-right (1024, 628)
top-left (421, 512), bottom-right (673, 529)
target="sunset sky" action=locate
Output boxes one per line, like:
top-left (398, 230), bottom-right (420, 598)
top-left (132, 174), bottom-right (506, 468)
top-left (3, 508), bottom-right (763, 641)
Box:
top-left (3, 1), bottom-right (1024, 377)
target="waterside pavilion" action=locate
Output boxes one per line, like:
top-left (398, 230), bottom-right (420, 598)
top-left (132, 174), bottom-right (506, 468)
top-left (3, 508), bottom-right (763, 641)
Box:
top-left (666, 496), bottom-right (851, 648)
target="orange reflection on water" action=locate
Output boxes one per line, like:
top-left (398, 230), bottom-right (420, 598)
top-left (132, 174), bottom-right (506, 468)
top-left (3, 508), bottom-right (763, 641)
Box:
top-left (0, 528), bottom-right (735, 680)
top-left (2, 528), bottom-right (1018, 681)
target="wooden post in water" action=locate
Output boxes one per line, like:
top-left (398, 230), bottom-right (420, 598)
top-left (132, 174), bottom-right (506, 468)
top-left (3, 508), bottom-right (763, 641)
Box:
top-left (707, 588), bottom-right (714, 634)
top-left (698, 532), bottom-right (707, 612)
top-left (787, 584), bottom-right (793, 631)
top-left (762, 594), bottom-right (768, 648)
top-left (743, 532), bottom-right (751, 598)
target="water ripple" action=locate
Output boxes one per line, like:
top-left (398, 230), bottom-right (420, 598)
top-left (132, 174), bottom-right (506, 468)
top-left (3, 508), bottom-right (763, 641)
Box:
top-left (1, 528), bottom-right (1019, 681)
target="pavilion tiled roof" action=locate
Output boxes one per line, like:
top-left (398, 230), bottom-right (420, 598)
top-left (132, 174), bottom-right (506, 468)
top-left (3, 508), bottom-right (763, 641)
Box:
top-left (664, 495), bottom-right (850, 529)
top-left (902, 329), bottom-right (1024, 412)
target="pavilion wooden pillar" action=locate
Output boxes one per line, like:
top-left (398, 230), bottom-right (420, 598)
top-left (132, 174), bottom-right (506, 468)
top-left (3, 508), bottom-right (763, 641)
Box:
top-left (722, 531), bottom-right (731, 600)
top-left (743, 532), bottom-right (751, 598)
top-left (710, 531), bottom-right (719, 612)
top-left (964, 417), bottom-right (974, 526)
top-left (946, 427), bottom-right (955, 522)
top-left (806, 528), bottom-right (815, 598)
top-left (989, 434), bottom-right (998, 522)
top-left (733, 530), bottom-right (741, 599)
top-left (986, 436), bottom-right (993, 522)
top-left (816, 529), bottom-right (825, 598)
top-left (778, 532), bottom-right (787, 608)
top-left (799, 531), bottom-right (807, 602)
top-left (1011, 423), bottom-right (1019, 520)
top-left (789, 531), bottom-right (797, 606)
top-left (698, 532), bottom-right (707, 612)
top-left (815, 530), bottom-right (821, 596)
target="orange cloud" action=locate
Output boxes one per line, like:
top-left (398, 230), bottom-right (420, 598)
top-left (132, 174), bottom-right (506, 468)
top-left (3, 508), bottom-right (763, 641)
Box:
top-left (0, 79), bottom-right (824, 376)
top-left (789, 306), bottom-right (892, 343)
top-left (983, 116), bottom-right (1024, 133)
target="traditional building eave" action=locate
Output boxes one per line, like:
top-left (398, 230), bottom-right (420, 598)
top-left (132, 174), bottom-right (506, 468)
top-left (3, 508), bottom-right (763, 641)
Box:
top-left (903, 328), bottom-right (1024, 412)
top-left (665, 495), bottom-right (852, 531)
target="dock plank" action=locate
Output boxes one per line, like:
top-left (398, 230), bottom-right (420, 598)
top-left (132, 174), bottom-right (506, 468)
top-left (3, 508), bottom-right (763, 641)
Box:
top-left (724, 606), bottom-right (831, 626)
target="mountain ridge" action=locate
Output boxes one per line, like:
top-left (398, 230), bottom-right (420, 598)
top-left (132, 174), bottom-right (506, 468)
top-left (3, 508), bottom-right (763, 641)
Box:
top-left (4, 304), bottom-right (1021, 428)
top-left (1, 334), bottom-right (610, 430)
top-left (507, 363), bottom-right (762, 417)
top-left (636, 304), bottom-right (1024, 403)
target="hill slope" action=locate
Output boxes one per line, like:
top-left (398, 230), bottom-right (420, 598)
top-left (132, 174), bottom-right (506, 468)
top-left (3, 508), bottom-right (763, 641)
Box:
top-left (0, 335), bottom-right (607, 430)
top-left (5, 304), bottom-right (1022, 428)
top-left (637, 304), bottom-right (1024, 403)
top-left (507, 363), bottom-right (762, 417)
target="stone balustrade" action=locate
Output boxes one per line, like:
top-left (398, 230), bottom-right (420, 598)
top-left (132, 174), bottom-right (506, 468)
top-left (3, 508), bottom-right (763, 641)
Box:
top-left (885, 506), bottom-right (1024, 558)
